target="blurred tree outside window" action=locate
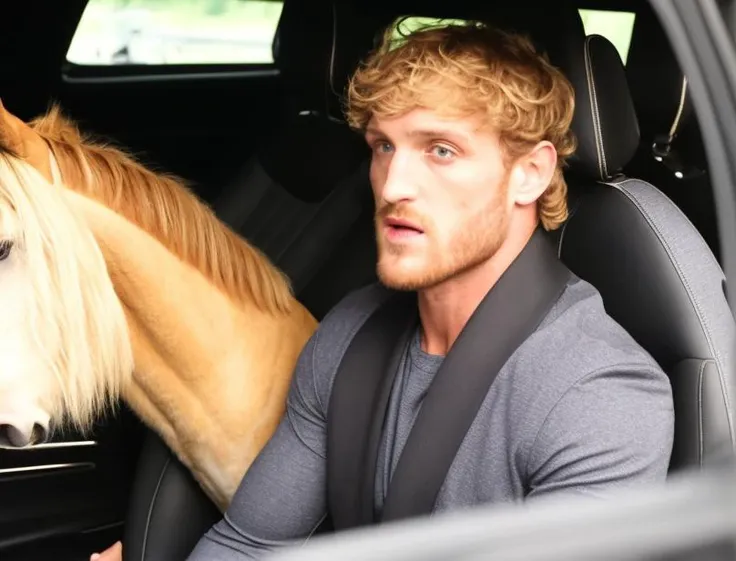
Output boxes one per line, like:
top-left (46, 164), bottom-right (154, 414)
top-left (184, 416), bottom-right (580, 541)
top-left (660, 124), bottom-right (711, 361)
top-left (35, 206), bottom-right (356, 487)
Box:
top-left (66, 0), bottom-right (285, 65)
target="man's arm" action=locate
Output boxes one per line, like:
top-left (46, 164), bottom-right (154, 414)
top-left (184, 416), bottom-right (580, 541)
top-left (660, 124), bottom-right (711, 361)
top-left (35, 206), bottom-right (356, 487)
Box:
top-left (524, 363), bottom-right (675, 501)
top-left (187, 331), bottom-right (329, 560)
top-left (187, 284), bottom-right (390, 560)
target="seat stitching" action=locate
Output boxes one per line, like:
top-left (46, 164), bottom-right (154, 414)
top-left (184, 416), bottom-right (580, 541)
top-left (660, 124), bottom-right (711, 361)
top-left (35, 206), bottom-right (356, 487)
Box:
top-left (602, 179), bottom-right (735, 444)
top-left (584, 36), bottom-right (607, 179)
top-left (700, 357), bottom-right (733, 463)
top-left (302, 514), bottom-right (328, 545)
top-left (608, 178), bottom-right (721, 270)
top-left (557, 196), bottom-right (582, 258)
top-left (698, 359), bottom-right (707, 466)
top-left (139, 454), bottom-right (172, 561)
top-left (613, 181), bottom-right (725, 378)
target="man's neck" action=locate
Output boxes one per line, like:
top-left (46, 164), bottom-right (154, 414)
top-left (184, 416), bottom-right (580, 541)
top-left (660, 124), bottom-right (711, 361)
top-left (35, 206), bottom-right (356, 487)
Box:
top-left (417, 225), bottom-right (536, 356)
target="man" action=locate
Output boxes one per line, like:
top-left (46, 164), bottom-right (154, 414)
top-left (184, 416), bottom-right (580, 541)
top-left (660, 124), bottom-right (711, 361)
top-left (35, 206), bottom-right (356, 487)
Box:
top-left (94, 20), bottom-right (675, 561)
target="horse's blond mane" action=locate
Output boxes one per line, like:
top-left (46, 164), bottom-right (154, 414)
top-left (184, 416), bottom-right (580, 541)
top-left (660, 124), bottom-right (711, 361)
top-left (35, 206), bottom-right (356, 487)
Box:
top-left (30, 105), bottom-right (294, 315)
top-left (0, 152), bottom-right (133, 431)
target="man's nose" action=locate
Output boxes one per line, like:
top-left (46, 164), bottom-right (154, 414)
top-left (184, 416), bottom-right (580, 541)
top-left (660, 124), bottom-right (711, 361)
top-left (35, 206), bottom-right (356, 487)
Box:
top-left (380, 153), bottom-right (419, 204)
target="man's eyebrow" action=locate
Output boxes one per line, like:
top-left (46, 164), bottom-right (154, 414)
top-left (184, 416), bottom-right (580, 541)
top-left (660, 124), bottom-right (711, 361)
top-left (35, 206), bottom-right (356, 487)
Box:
top-left (407, 129), bottom-right (471, 143)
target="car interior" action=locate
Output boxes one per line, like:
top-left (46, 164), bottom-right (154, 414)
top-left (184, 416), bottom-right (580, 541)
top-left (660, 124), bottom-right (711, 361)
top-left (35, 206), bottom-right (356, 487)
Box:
top-left (0, 0), bottom-right (734, 560)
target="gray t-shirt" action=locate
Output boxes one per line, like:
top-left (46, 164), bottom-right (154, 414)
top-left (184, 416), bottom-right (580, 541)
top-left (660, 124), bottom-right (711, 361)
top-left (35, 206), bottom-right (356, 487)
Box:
top-left (188, 278), bottom-right (675, 560)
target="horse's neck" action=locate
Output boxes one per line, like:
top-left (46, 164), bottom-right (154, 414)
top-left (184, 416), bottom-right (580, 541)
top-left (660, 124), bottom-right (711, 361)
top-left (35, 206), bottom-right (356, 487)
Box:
top-left (47, 142), bottom-right (296, 316)
top-left (63, 189), bottom-right (313, 373)
top-left (63, 189), bottom-right (317, 508)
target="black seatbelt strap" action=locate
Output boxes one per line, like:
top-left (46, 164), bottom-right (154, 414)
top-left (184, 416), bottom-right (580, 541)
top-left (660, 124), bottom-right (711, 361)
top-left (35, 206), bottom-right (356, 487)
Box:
top-left (326, 289), bottom-right (418, 530)
top-left (327, 228), bottom-right (572, 529)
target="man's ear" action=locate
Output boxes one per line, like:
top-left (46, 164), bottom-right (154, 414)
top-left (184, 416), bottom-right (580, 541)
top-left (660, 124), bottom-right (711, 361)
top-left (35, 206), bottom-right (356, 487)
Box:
top-left (509, 141), bottom-right (557, 207)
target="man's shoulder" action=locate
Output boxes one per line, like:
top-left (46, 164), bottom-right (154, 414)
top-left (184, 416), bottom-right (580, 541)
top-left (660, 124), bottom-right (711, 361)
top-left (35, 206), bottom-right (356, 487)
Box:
top-left (505, 275), bottom-right (672, 424)
top-left (503, 277), bottom-right (675, 493)
top-left (314, 281), bottom-right (394, 350)
top-left (538, 275), bottom-right (664, 373)
top-left (305, 282), bottom-right (394, 406)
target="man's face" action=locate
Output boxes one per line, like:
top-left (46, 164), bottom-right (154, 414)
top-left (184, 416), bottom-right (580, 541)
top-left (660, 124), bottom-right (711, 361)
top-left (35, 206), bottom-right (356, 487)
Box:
top-left (366, 108), bottom-right (513, 291)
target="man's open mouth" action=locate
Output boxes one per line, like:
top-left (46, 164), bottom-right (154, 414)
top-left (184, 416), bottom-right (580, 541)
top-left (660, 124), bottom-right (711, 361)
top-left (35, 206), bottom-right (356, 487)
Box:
top-left (384, 217), bottom-right (425, 236)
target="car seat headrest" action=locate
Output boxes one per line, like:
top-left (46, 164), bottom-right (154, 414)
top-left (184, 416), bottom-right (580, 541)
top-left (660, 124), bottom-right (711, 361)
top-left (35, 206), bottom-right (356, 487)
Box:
top-left (273, 0), bottom-right (394, 121)
top-left (351, 0), bottom-right (641, 181)
top-left (272, 0), bottom-right (332, 112)
top-left (473, 2), bottom-right (641, 181)
top-left (258, 112), bottom-right (369, 202)
top-left (565, 33), bottom-right (641, 181)
top-left (259, 0), bottom-right (386, 203)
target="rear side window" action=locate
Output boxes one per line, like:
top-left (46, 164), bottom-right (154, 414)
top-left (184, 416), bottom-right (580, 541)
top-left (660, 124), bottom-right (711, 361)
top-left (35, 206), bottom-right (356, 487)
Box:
top-left (389, 11), bottom-right (637, 64)
top-left (66, 0), bottom-right (284, 66)
top-left (579, 9), bottom-right (636, 64)
top-left (389, 16), bottom-right (471, 46)
top-left (65, 3), bottom-right (636, 69)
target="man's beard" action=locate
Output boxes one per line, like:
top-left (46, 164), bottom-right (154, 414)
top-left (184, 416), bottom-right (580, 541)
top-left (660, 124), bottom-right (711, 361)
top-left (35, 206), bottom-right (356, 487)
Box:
top-left (375, 187), bottom-right (510, 291)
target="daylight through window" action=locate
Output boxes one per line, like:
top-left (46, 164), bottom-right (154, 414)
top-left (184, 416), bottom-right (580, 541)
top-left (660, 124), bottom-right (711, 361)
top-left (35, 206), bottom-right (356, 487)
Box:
top-left (66, 0), bottom-right (284, 65)
top-left (65, 3), bottom-right (636, 68)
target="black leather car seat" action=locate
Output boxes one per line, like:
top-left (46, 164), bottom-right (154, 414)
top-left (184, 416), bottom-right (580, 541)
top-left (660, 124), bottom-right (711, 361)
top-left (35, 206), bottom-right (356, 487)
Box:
top-left (436, 0), bottom-right (736, 474)
top-left (121, 1), bottom-right (390, 559)
top-left (540, 7), bottom-right (736, 472)
top-left (368, 0), bottom-right (736, 472)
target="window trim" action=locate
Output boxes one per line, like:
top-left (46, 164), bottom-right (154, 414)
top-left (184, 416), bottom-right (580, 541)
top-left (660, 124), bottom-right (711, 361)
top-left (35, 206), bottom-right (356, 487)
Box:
top-left (61, 61), bottom-right (279, 84)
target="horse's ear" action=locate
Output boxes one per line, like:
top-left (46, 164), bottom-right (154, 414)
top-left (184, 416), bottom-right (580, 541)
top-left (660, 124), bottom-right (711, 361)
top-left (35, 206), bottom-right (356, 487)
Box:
top-left (0, 99), bottom-right (23, 155)
top-left (0, 98), bottom-right (12, 126)
top-left (0, 102), bottom-right (56, 184)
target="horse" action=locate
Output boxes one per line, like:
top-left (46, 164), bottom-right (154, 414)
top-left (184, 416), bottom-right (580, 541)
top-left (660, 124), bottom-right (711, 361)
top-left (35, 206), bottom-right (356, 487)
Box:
top-left (0, 100), bottom-right (319, 512)
top-left (0, 149), bottom-right (133, 449)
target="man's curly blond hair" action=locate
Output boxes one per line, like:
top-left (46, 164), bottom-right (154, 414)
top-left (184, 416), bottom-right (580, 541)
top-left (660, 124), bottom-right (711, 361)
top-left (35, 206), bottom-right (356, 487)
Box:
top-left (345, 19), bottom-right (577, 230)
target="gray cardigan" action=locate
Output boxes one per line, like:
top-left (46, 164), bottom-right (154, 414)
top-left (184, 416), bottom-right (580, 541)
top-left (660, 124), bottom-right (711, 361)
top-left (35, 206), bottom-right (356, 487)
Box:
top-left (188, 279), bottom-right (675, 560)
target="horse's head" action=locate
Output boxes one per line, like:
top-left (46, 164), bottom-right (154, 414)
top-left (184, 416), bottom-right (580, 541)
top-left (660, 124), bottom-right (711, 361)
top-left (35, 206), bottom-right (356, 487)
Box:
top-left (0, 99), bottom-right (56, 184)
top-left (0, 150), bottom-right (133, 447)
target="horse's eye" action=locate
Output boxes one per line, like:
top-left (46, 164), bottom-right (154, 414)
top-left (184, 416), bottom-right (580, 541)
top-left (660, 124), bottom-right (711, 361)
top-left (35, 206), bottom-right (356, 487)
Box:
top-left (0, 240), bottom-right (13, 261)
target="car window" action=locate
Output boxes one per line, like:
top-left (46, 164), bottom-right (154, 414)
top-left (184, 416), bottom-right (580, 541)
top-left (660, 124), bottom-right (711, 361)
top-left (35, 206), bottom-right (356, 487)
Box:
top-left (390, 16), bottom-right (471, 44)
top-left (65, 3), bottom-right (635, 69)
top-left (579, 9), bottom-right (636, 63)
top-left (388, 11), bottom-right (636, 64)
top-left (66, 0), bottom-right (284, 66)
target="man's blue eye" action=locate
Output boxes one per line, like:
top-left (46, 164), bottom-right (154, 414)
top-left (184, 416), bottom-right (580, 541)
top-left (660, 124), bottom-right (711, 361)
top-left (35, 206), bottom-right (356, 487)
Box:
top-left (378, 142), bottom-right (393, 153)
top-left (432, 145), bottom-right (454, 158)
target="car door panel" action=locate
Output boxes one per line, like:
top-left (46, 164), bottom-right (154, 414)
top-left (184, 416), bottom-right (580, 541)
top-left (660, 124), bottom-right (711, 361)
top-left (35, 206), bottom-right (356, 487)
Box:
top-left (0, 405), bottom-right (143, 557)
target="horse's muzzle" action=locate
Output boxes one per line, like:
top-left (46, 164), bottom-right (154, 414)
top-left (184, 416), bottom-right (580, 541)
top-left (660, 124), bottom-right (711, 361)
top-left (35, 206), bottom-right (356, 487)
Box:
top-left (0, 422), bottom-right (49, 447)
